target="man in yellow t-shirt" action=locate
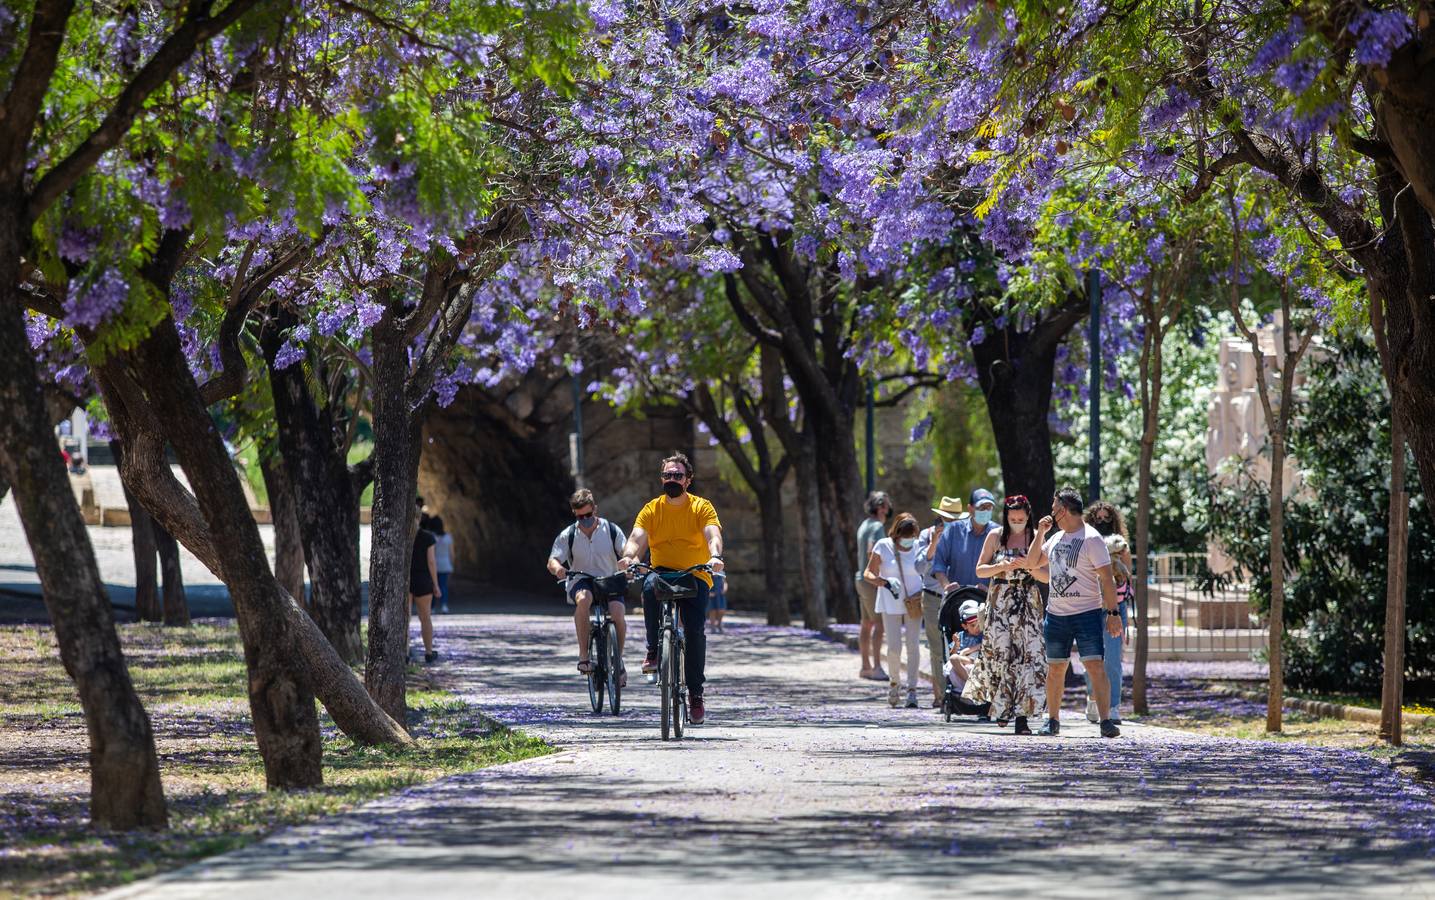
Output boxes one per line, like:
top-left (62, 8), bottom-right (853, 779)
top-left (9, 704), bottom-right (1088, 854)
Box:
top-left (620, 451), bottom-right (724, 725)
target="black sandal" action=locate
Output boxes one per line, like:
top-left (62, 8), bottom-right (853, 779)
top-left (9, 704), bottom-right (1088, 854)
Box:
top-left (577, 659), bottom-right (592, 674)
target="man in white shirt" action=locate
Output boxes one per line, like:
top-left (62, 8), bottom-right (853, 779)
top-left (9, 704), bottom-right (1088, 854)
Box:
top-left (546, 489), bottom-right (629, 681)
top-left (1023, 486), bottom-right (1124, 738)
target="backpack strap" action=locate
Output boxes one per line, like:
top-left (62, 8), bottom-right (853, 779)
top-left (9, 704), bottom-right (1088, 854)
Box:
top-left (561, 524), bottom-right (576, 568)
top-left (607, 519), bottom-right (623, 557)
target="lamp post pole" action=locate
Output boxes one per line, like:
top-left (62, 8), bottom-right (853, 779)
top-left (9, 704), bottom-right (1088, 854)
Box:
top-left (865, 377), bottom-right (875, 495)
top-left (1087, 268), bottom-right (1102, 502)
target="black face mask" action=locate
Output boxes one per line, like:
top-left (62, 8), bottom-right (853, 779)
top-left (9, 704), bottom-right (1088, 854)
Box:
top-left (1092, 518), bottom-right (1114, 537)
top-left (662, 481), bottom-right (685, 499)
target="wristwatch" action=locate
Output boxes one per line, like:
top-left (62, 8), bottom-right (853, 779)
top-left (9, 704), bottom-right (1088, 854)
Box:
top-left (1104, 607), bottom-right (1121, 617)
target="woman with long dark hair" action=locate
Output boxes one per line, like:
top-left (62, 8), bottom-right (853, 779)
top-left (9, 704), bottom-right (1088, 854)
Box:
top-left (964, 494), bottom-right (1046, 733)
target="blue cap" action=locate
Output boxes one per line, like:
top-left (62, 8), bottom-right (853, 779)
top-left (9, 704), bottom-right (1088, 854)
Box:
top-left (970, 488), bottom-right (996, 508)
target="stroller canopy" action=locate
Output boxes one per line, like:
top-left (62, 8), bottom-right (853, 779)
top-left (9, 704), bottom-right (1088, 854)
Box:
top-left (939, 585), bottom-right (987, 640)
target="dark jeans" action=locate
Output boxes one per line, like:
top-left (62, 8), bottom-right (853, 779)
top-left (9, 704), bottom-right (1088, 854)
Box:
top-left (643, 572), bottom-right (709, 698)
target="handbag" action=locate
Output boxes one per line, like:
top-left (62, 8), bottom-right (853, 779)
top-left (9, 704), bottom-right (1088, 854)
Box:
top-left (895, 546), bottom-right (923, 620)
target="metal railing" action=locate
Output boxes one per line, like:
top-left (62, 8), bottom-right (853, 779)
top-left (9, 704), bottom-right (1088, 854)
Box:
top-left (1137, 552), bottom-right (1266, 659)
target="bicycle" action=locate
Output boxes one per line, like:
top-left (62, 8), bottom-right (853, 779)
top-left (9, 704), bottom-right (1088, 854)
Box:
top-left (559, 571), bottom-right (628, 716)
top-left (628, 562), bottom-right (711, 741)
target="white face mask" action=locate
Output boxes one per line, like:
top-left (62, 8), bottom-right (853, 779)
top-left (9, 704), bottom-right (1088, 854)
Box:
top-left (1008, 520), bottom-right (1027, 534)
top-left (897, 537), bottom-right (915, 551)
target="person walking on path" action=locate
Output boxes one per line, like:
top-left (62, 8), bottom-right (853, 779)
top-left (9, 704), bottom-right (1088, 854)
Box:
top-left (410, 507), bottom-right (441, 663)
top-left (863, 512), bottom-right (926, 709)
top-left (855, 491), bottom-right (892, 681)
top-left (707, 570), bottom-right (728, 634)
top-left (915, 497), bottom-right (963, 707)
top-left (965, 494), bottom-right (1046, 734)
top-left (1023, 487), bottom-right (1124, 738)
top-left (1083, 501), bottom-right (1134, 725)
top-left (621, 452), bottom-right (724, 726)
top-left (429, 515), bottom-right (454, 614)
top-left (932, 488), bottom-right (997, 595)
top-left (546, 488), bottom-right (630, 681)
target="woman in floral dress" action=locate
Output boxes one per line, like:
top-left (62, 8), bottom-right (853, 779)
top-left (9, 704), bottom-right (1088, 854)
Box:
top-left (963, 494), bottom-right (1045, 734)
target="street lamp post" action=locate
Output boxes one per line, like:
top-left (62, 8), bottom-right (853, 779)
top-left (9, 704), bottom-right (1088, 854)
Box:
top-left (570, 375), bottom-right (585, 489)
top-left (865, 377), bottom-right (875, 495)
top-left (1087, 269), bottom-right (1102, 502)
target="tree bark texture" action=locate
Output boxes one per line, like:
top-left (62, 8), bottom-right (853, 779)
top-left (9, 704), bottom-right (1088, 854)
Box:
top-left (1381, 417), bottom-right (1409, 746)
top-left (757, 485), bottom-right (791, 625)
top-left (0, 258), bottom-right (167, 829)
top-left (793, 431), bottom-right (830, 630)
top-left (969, 295), bottom-right (1087, 511)
top-left (95, 317), bottom-right (412, 785)
top-left (1266, 433), bottom-right (1286, 733)
top-left (365, 322), bottom-right (425, 724)
top-left (1131, 328), bottom-right (1163, 717)
top-left (112, 440), bottom-right (161, 622)
top-left (262, 321), bottom-right (364, 664)
top-left (155, 525), bottom-right (189, 627)
top-left (261, 451), bottom-right (307, 606)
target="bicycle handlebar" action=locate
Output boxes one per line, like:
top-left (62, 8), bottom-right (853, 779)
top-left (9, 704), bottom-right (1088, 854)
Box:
top-left (623, 561), bottom-right (714, 578)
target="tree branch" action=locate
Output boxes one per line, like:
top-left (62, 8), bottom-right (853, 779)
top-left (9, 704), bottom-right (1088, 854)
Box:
top-left (24, 0), bottom-right (265, 224)
top-left (0, 0), bottom-right (76, 188)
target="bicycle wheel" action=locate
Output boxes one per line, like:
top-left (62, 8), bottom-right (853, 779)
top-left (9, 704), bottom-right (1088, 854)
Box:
top-left (659, 630), bottom-right (673, 740)
top-left (670, 638), bottom-right (684, 740)
top-left (605, 621), bottom-right (622, 716)
top-left (587, 631), bottom-right (604, 714)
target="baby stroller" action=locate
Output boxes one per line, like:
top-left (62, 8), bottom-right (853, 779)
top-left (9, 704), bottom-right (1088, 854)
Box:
top-left (939, 586), bottom-right (992, 722)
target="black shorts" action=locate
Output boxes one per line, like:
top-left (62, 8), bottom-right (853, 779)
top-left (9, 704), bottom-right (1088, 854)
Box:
top-left (411, 575), bottom-right (435, 597)
top-left (568, 574), bottom-right (627, 604)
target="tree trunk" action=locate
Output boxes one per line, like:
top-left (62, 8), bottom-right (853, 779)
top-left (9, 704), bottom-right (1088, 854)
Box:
top-left (113, 439), bottom-right (161, 623)
top-left (793, 430), bottom-right (829, 630)
top-left (970, 316), bottom-right (1078, 509)
top-left (757, 482), bottom-right (791, 625)
top-left (1266, 433), bottom-right (1286, 733)
top-left (1381, 415), bottom-right (1409, 745)
top-left (0, 269), bottom-right (167, 829)
top-left (813, 410), bottom-right (861, 623)
top-left (262, 317), bottom-right (364, 664)
top-left (155, 525), bottom-right (189, 626)
top-left (261, 452), bottom-right (307, 605)
top-left (365, 324), bottom-right (424, 723)
top-left (1131, 333), bottom-right (1162, 717)
top-left (97, 335), bottom-right (410, 757)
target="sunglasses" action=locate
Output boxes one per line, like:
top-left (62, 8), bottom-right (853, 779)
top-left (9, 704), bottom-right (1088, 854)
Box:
top-left (1004, 494), bottom-right (1028, 508)
top-left (660, 471), bottom-right (686, 481)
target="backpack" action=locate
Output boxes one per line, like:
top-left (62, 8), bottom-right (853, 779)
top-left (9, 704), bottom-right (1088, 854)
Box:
top-left (561, 518), bottom-right (624, 568)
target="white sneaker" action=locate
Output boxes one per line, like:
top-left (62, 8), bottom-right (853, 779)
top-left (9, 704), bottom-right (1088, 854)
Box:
top-left (1086, 699), bottom-right (1100, 723)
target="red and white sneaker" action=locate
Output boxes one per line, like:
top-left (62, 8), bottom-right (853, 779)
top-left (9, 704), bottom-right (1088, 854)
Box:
top-left (689, 696), bottom-right (705, 725)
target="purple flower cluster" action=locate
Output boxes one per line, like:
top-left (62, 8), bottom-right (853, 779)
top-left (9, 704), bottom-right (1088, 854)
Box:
top-left (1348, 9), bottom-right (1414, 68)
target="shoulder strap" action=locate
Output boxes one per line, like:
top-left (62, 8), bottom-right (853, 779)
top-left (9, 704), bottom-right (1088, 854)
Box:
top-left (606, 519), bottom-right (622, 556)
top-left (562, 524), bottom-right (576, 567)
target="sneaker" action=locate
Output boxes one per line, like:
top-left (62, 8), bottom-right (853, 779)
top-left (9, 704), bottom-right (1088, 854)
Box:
top-left (424, 649), bottom-right (439, 664)
top-left (1039, 718), bottom-right (1060, 736)
top-left (1100, 719), bottom-right (1121, 738)
top-left (1086, 699), bottom-right (1100, 723)
top-left (1110, 713), bottom-right (1122, 725)
top-left (690, 696), bottom-right (705, 725)
top-left (1014, 716), bottom-right (1032, 735)
top-left (642, 652), bottom-right (658, 674)
top-left (439, 603), bottom-right (450, 614)
top-left (905, 690), bottom-right (919, 709)
top-left (888, 682), bottom-right (900, 708)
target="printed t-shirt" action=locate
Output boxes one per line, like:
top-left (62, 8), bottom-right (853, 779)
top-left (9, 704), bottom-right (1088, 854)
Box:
top-left (635, 494), bottom-right (721, 586)
top-left (1042, 523), bottom-right (1112, 615)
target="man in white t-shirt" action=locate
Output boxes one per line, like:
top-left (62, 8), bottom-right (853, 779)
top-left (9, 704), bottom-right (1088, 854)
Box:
top-left (546, 488), bottom-right (629, 683)
top-left (1023, 486), bottom-right (1124, 738)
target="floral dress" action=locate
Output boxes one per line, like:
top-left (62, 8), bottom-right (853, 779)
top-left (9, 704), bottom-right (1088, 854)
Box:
top-left (962, 539), bottom-right (1047, 720)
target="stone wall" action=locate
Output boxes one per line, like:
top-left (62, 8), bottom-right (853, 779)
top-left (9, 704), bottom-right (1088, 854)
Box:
top-left (419, 375), bottom-right (937, 609)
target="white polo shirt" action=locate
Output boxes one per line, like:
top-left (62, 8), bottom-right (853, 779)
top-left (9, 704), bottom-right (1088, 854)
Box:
top-left (549, 518), bottom-right (626, 577)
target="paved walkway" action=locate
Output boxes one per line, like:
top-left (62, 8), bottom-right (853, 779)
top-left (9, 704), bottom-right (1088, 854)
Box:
top-left (109, 614), bottom-right (1435, 899)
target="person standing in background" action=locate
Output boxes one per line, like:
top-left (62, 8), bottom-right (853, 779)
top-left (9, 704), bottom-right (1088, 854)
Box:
top-left (855, 491), bottom-right (892, 681)
top-left (932, 488), bottom-right (998, 595)
top-left (429, 515), bottom-right (454, 614)
top-left (915, 497), bottom-right (963, 707)
top-left (707, 570), bottom-right (728, 634)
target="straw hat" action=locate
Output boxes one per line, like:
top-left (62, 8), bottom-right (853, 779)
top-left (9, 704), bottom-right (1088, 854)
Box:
top-left (930, 496), bottom-right (964, 520)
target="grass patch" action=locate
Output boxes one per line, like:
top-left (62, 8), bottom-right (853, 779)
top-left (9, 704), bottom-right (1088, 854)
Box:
top-left (0, 620), bottom-right (549, 897)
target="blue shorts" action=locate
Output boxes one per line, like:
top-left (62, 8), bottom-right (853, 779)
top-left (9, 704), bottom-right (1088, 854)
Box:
top-left (1044, 608), bottom-right (1106, 662)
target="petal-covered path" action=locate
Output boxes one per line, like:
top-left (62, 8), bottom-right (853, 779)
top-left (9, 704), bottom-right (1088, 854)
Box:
top-left (109, 613), bottom-right (1435, 899)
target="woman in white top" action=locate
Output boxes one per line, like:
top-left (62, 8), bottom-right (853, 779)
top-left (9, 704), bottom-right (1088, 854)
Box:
top-left (429, 515), bottom-right (455, 614)
top-left (862, 512), bottom-right (926, 708)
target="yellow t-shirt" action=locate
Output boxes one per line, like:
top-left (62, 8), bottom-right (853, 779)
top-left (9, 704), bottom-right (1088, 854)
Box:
top-left (635, 494), bottom-right (721, 586)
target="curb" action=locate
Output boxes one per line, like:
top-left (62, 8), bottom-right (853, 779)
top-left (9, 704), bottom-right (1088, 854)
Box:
top-left (1206, 684), bottom-right (1434, 729)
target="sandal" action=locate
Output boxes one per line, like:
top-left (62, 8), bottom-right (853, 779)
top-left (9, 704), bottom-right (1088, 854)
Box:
top-left (577, 659), bottom-right (592, 674)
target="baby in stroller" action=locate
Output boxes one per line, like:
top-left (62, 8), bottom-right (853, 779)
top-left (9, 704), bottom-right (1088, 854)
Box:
top-left (939, 589), bottom-right (992, 721)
